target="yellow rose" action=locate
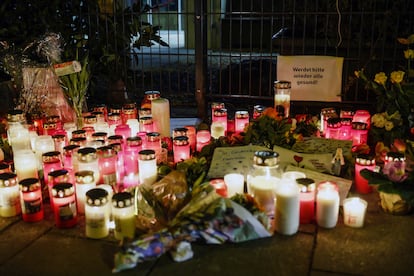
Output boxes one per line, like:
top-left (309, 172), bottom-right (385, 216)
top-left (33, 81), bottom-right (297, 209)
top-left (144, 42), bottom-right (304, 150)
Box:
top-left (404, 49), bottom-right (414, 59)
top-left (390, 70), bottom-right (405, 84)
top-left (372, 113), bottom-right (386, 128)
top-left (374, 72), bottom-right (387, 85)
top-left (384, 120), bottom-right (394, 131)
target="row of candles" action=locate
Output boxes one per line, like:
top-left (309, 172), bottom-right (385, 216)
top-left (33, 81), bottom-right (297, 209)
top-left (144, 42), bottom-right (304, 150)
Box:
top-left (211, 167), bottom-right (368, 235)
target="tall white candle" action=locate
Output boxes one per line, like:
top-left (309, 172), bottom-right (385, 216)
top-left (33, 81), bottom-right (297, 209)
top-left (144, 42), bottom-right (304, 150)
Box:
top-left (13, 149), bottom-right (39, 180)
top-left (343, 197), bottom-right (368, 228)
top-left (151, 97), bottom-right (170, 138)
top-left (316, 188), bottom-right (340, 228)
top-left (275, 179), bottom-right (300, 235)
top-left (34, 135), bottom-right (55, 170)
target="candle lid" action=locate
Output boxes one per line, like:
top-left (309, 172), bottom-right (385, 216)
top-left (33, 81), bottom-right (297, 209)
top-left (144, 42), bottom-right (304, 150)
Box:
top-left (86, 188), bottom-right (109, 206)
top-left (77, 147), bottom-right (97, 162)
top-left (46, 115), bottom-right (60, 123)
top-left (355, 154), bottom-right (375, 165)
top-left (213, 108), bottom-right (227, 116)
top-left (97, 145), bottom-right (116, 158)
top-left (0, 162), bottom-right (10, 172)
top-left (173, 135), bottom-right (189, 146)
top-left (0, 172), bottom-right (18, 187)
top-left (19, 178), bottom-right (41, 192)
top-left (385, 152), bottom-right (405, 162)
top-left (92, 132), bottom-right (108, 139)
top-left (108, 112), bottom-right (121, 121)
top-left (173, 127), bottom-right (188, 137)
top-left (112, 192), bottom-right (134, 208)
top-left (52, 183), bottom-right (75, 198)
top-left (123, 102), bottom-right (137, 109)
top-left (139, 116), bottom-right (153, 125)
top-left (42, 151), bottom-right (62, 163)
top-left (139, 149), bottom-right (156, 160)
top-left (351, 122), bottom-right (368, 130)
top-left (253, 150), bottom-right (279, 166)
top-left (126, 136), bottom-right (142, 147)
top-left (236, 110), bottom-right (249, 119)
top-left (144, 90), bottom-right (161, 100)
top-left (296, 177), bottom-right (316, 192)
top-left (122, 108), bottom-right (136, 115)
top-left (146, 132), bottom-right (161, 142)
top-left (75, 170), bottom-right (95, 184)
top-left (70, 137), bottom-right (87, 146)
top-left (7, 109), bottom-right (25, 122)
top-left (63, 145), bottom-right (80, 156)
top-left (72, 129), bottom-right (87, 137)
top-left (108, 135), bottom-right (123, 143)
top-left (52, 134), bottom-right (66, 141)
top-left (327, 117), bottom-right (341, 127)
top-left (340, 117), bottom-right (352, 126)
top-left (48, 169), bottom-right (70, 183)
top-left (274, 80), bottom-right (291, 89)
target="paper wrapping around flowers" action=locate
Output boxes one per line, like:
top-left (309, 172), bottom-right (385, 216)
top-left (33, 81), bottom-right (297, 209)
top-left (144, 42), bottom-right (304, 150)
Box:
top-left (113, 182), bottom-right (272, 273)
top-left (22, 67), bottom-right (75, 122)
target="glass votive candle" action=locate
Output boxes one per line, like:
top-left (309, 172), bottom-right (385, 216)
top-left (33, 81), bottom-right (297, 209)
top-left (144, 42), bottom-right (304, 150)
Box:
top-left (338, 118), bottom-right (352, 140)
top-left (76, 147), bottom-right (100, 184)
top-left (355, 154), bottom-right (376, 194)
top-left (112, 192), bottom-right (136, 240)
top-left (52, 183), bottom-right (78, 228)
top-left (253, 105), bottom-right (265, 120)
top-left (42, 151), bottom-right (63, 187)
top-left (343, 197), bottom-right (368, 228)
top-left (48, 169), bottom-right (72, 206)
top-left (351, 122), bottom-right (368, 146)
top-left (235, 111), bottom-right (249, 133)
top-left (209, 178), bottom-right (227, 197)
top-left (34, 135), bottom-right (55, 169)
top-left (173, 127), bottom-right (188, 138)
top-left (145, 132), bottom-right (162, 158)
top-left (122, 106), bottom-right (137, 124)
top-left (173, 136), bottom-right (190, 163)
top-left (316, 184), bottom-right (340, 228)
top-left (353, 110), bottom-right (371, 129)
top-left (196, 130), bottom-right (211, 152)
top-left (139, 116), bottom-right (155, 133)
top-left (224, 173), bottom-right (244, 197)
top-left (138, 150), bottom-right (157, 185)
top-left (19, 178), bottom-right (44, 222)
top-left (184, 125), bottom-right (196, 153)
top-left (325, 118), bottom-right (341, 139)
top-left (212, 108), bottom-right (227, 133)
top-left (211, 102), bottom-right (225, 120)
top-left (13, 149), bottom-right (39, 180)
top-left (296, 178), bottom-right (316, 224)
top-left (124, 136), bottom-right (143, 176)
top-left (97, 145), bottom-right (118, 188)
top-left (85, 188), bottom-right (110, 239)
top-left (43, 121), bottom-right (57, 136)
top-left (273, 80), bottom-right (291, 118)
top-left (62, 144), bottom-right (80, 170)
top-left (210, 121), bottom-right (225, 139)
top-left (0, 172), bottom-right (21, 217)
top-left (91, 132), bottom-right (108, 145)
top-left (75, 170), bottom-right (96, 214)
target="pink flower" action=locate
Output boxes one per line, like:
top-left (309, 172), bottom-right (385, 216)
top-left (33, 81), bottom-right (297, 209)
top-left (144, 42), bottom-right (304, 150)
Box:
top-left (383, 161), bottom-right (408, 182)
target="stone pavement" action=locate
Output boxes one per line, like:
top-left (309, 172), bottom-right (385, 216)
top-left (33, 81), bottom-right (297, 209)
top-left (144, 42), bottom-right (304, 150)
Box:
top-left (0, 189), bottom-right (414, 276)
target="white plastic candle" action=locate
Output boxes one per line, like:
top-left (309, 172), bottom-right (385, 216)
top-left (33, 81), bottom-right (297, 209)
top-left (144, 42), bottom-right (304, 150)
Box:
top-left (85, 188), bottom-right (110, 239)
top-left (0, 173), bottom-right (21, 217)
top-left (34, 135), bottom-right (55, 170)
top-left (275, 179), bottom-right (300, 235)
top-left (75, 170), bottom-right (96, 214)
top-left (343, 197), bottom-right (368, 228)
top-left (151, 97), bottom-right (170, 137)
top-left (316, 187), bottom-right (340, 228)
top-left (248, 175), bottom-right (279, 217)
top-left (138, 150), bottom-right (158, 185)
top-left (224, 173), bottom-right (244, 197)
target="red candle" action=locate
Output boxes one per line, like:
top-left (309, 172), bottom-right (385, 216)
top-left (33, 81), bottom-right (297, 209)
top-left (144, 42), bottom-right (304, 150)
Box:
top-left (43, 122), bottom-right (57, 136)
top-left (115, 124), bottom-right (131, 143)
top-left (19, 178), bottom-right (44, 222)
top-left (52, 183), bottom-right (77, 228)
top-left (209, 179), bottom-right (227, 197)
top-left (124, 137), bottom-right (142, 175)
top-left (355, 154), bottom-right (376, 194)
top-left (235, 111), bottom-right (249, 133)
top-left (145, 132), bottom-right (162, 158)
top-left (338, 118), bottom-right (352, 140)
top-left (121, 105), bottom-right (137, 124)
top-left (196, 130), bottom-right (211, 152)
top-left (173, 136), bottom-right (190, 163)
top-left (62, 145), bottom-right (80, 170)
top-left (212, 108), bottom-right (228, 133)
top-left (139, 116), bottom-right (155, 133)
top-left (351, 122), bottom-right (368, 146)
top-left (353, 110), bottom-right (371, 129)
top-left (296, 178), bottom-right (316, 224)
top-left (48, 169), bottom-right (72, 206)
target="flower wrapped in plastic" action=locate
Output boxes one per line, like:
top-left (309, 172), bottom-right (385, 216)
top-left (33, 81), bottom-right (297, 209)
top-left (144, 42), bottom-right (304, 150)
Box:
top-left (113, 169), bottom-right (272, 273)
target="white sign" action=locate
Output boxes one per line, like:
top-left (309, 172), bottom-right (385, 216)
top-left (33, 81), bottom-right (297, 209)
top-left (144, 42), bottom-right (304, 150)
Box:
top-left (277, 55), bottom-right (344, 102)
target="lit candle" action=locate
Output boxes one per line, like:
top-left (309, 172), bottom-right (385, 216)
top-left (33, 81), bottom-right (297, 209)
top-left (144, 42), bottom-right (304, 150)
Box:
top-left (123, 136), bottom-right (142, 176)
top-left (19, 178), bottom-right (44, 222)
top-left (316, 185), bottom-right (340, 228)
top-left (115, 124), bottom-right (131, 145)
top-left (224, 173), bottom-right (244, 197)
top-left (138, 150), bottom-right (157, 185)
top-left (42, 151), bottom-right (63, 187)
top-left (273, 80), bottom-right (291, 118)
top-left (275, 179), bottom-right (300, 235)
top-left (139, 116), bottom-right (155, 133)
top-left (173, 136), bottom-right (190, 163)
top-left (13, 149), bottom-right (39, 180)
top-left (355, 154), bottom-right (376, 194)
top-left (85, 188), bottom-right (110, 239)
top-left (0, 172), bottom-right (21, 217)
top-left (122, 105), bottom-right (137, 124)
top-left (210, 121), bottom-right (225, 139)
top-left (325, 118), bottom-right (341, 139)
top-left (76, 147), bottom-right (100, 185)
top-left (151, 97), bottom-right (170, 138)
top-left (209, 179), bottom-right (227, 197)
top-left (184, 125), bottom-right (196, 153)
top-left (351, 122), bottom-right (368, 146)
top-left (145, 132), bottom-right (162, 159)
top-left (296, 178), bottom-right (316, 224)
top-left (212, 108), bottom-right (227, 134)
top-left (353, 110), bottom-right (371, 129)
top-left (48, 169), bottom-right (72, 208)
top-left (235, 111), bottom-right (249, 133)
top-left (112, 192), bottom-right (136, 240)
top-left (8, 123), bottom-right (31, 151)
top-left (343, 197), bottom-right (368, 228)
top-left (34, 135), bottom-right (55, 170)
top-left (248, 175), bottom-right (279, 218)
top-left (338, 118), bottom-right (352, 140)
top-left (196, 129), bottom-right (211, 152)
top-left (97, 146), bottom-right (118, 189)
top-left (62, 144), bottom-right (80, 170)
top-left (51, 183), bottom-right (78, 228)
top-left (75, 170), bottom-right (96, 214)
top-left (52, 134), bottom-right (67, 154)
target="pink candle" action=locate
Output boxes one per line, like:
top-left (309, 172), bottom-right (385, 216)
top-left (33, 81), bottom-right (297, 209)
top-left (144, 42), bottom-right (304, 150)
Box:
top-left (173, 136), bottom-right (190, 163)
top-left (52, 183), bottom-right (77, 228)
top-left (235, 111), bottom-right (249, 133)
top-left (115, 124), bottom-right (131, 143)
top-left (212, 108), bottom-right (228, 133)
top-left (325, 118), bottom-right (341, 139)
top-left (353, 110), bottom-right (371, 129)
top-left (42, 151), bottom-right (64, 187)
top-left (62, 145), bottom-right (80, 170)
top-left (123, 137), bottom-right (142, 175)
top-left (355, 154), bottom-right (375, 194)
top-left (19, 178), bottom-right (44, 222)
top-left (139, 116), bottom-right (155, 133)
top-left (196, 130), bottom-right (211, 152)
top-left (338, 118), bottom-right (352, 140)
top-left (296, 178), bottom-right (316, 224)
top-left (145, 132), bottom-right (162, 158)
top-left (351, 122), bottom-right (368, 146)
top-left (184, 125), bottom-right (196, 152)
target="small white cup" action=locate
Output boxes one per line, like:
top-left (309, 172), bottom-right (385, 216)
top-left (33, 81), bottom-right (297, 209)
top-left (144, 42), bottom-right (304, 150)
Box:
top-left (224, 173), bottom-right (245, 197)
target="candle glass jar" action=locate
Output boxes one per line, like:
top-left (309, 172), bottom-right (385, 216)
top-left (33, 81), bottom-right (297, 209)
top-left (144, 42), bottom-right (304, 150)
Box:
top-left (52, 183), bottom-right (78, 228)
top-left (139, 108), bottom-right (152, 119)
top-left (0, 172), bottom-right (21, 217)
top-left (42, 151), bottom-right (63, 186)
top-left (75, 170), bottom-right (96, 214)
top-left (211, 102), bottom-right (225, 121)
top-left (97, 146), bottom-right (118, 189)
top-left (247, 150), bottom-right (282, 221)
top-left (138, 150), bottom-right (157, 185)
top-left (338, 118), bottom-right (352, 140)
top-left (13, 149), bottom-right (39, 180)
top-left (196, 130), bottom-right (211, 152)
top-left (126, 119), bottom-right (140, 137)
top-left (173, 127), bottom-right (188, 138)
top-left (316, 183), bottom-right (340, 228)
top-left (141, 90), bottom-right (160, 109)
top-left (139, 116), bottom-right (155, 133)
top-left (122, 106), bottom-right (137, 124)
top-left (355, 154), bottom-right (376, 194)
top-left (275, 178), bottom-right (300, 235)
top-left (212, 108), bottom-right (228, 134)
top-left (112, 192), bottom-right (136, 240)
top-left (325, 118), bottom-right (341, 139)
top-left (151, 97), bottom-right (170, 138)
top-left (274, 80), bottom-right (291, 118)
top-left (145, 132), bottom-right (162, 158)
top-left (320, 108), bottom-right (337, 134)
top-left (351, 122), bottom-right (368, 146)
top-left (115, 124), bottom-right (131, 143)
top-left (62, 144), bottom-right (80, 170)
top-left (124, 137), bottom-right (142, 176)
top-left (173, 136), bottom-right (190, 163)
top-left (85, 188), bottom-right (110, 239)
top-left (353, 110), bottom-right (371, 129)
top-left (235, 111), bottom-right (249, 133)
top-left (48, 169), bottom-right (72, 206)
top-left (343, 197), bottom-right (368, 228)
top-left (107, 113), bottom-right (122, 135)
top-left (184, 125), bottom-right (196, 153)
top-left (76, 147), bottom-right (100, 184)
top-left (296, 178), bottom-right (316, 224)
top-left (34, 135), bottom-right (55, 170)
top-left (19, 178), bottom-right (44, 222)
top-left (253, 105), bottom-right (265, 120)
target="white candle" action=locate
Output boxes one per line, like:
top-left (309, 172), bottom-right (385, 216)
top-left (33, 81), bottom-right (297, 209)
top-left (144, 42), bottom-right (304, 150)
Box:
top-left (316, 188), bottom-right (340, 228)
top-left (224, 173), bottom-right (245, 197)
top-left (13, 149), bottom-right (39, 180)
top-left (34, 135), bottom-right (55, 170)
top-left (8, 123), bottom-right (31, 151)
top-left (210, 121), bottom-right (225, 139)
top-left (343, 197), bottom-right (368, 228)
top-left (75, 170), bottom-right (97, 214)
top-left (275, 179), bottom-right (300, 235)
top-left (0, 173), bottom-right (21, 217)
top-left (248, 175), bottom-right (279, 217)
top-left (151, 97), bottom-right (170, 138)
top-left (282, 171), bottom-right (306, 181)
top-left (138, 150), bottom-right (158, 185)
